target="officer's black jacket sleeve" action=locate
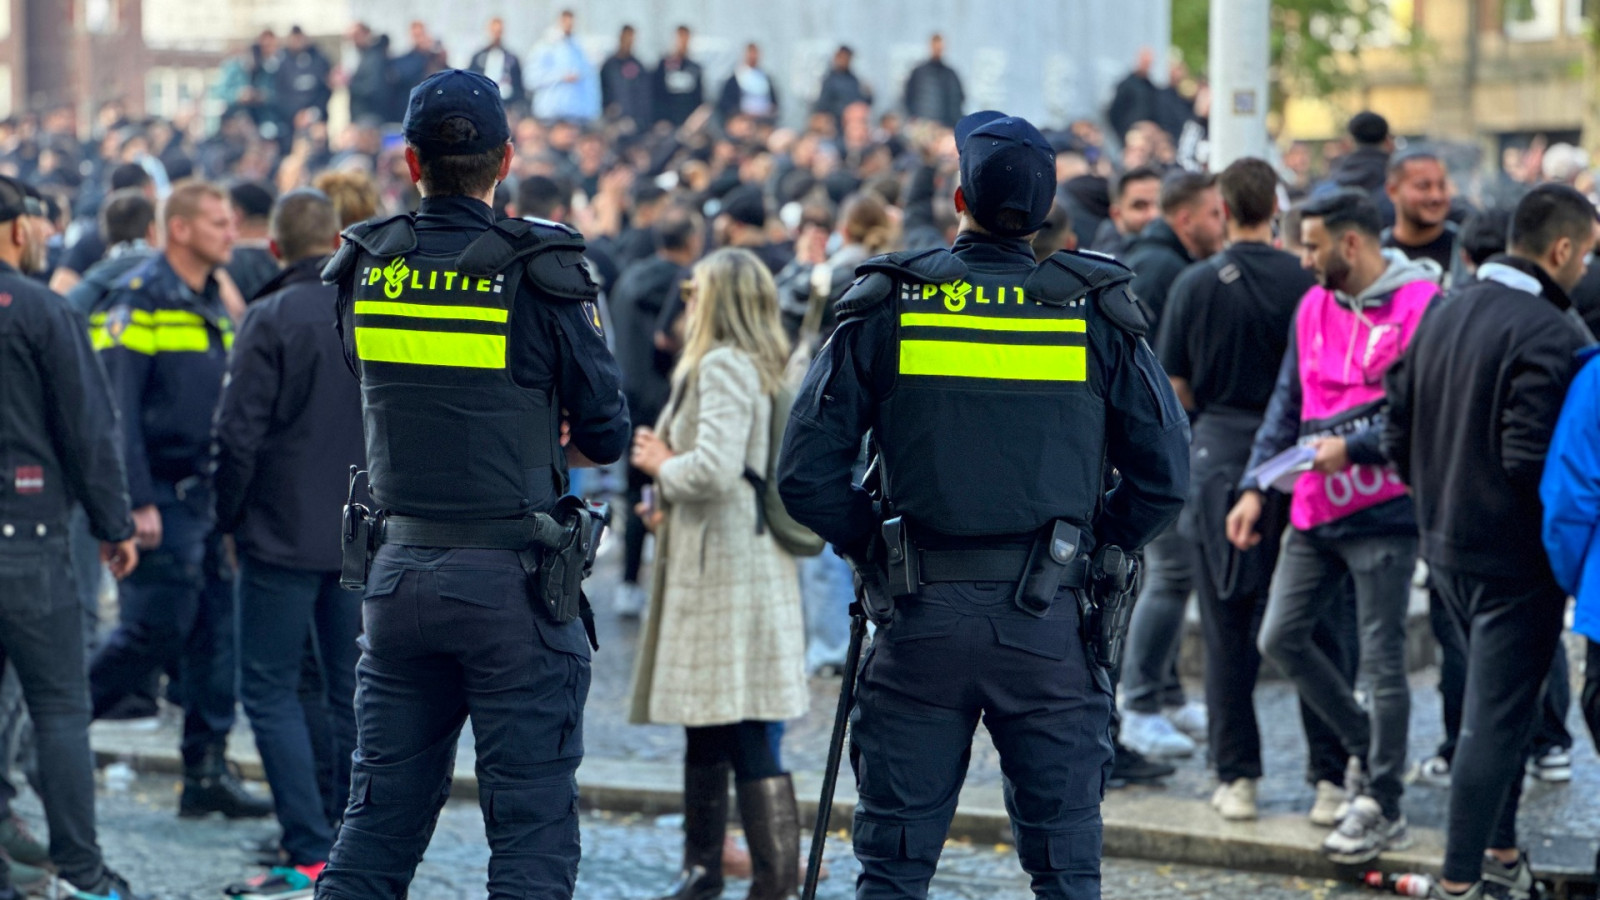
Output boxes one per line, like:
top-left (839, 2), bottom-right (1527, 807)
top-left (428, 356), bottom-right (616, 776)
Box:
top-left (37, 300), bottom-right (134, 542)
top-left (213, 302), bottom-right (280, 534)
top-left (777, 306), bottom-right (890, 557)
top-left (512, 294), bottom-right (631, 466)
top-left (1096, 326), bottom-right (1190, 551)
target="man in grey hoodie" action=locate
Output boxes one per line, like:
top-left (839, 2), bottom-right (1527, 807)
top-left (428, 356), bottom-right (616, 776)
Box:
top-left (65, 190), bottom-right (158, 317)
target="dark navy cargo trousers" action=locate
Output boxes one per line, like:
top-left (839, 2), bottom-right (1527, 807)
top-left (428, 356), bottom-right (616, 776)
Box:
top-left (850, 581), bottom-right (1114, 900)
top-left (315, 545), bottom-right (592, 900)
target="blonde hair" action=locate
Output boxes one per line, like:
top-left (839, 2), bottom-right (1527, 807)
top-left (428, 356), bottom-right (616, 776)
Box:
top-left (162, 180), bottom-right (227, 229)
top-left (313, 170), bottom-right (380, 228)
top-left (840, 192), bottom-right (896, 254)
top-left (674, 247), bottom-right (790, 395)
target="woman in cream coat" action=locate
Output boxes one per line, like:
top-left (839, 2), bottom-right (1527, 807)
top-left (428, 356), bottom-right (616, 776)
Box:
top-left (629, 247), bottom-right (808, 900)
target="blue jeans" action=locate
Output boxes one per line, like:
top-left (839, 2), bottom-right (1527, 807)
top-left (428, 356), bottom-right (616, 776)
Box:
top-left (88, 482), bottom-right (236, 766)
top-left (317, 545), bottom-right (592, 900)
top-left (237, 556), bottom-right (361, 865)
top-left (800, 546), bottom-right (854, 673)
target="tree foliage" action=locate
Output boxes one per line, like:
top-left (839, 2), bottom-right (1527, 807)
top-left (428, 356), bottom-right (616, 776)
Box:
top-left (1171, 0), bottom-right (1395, 97)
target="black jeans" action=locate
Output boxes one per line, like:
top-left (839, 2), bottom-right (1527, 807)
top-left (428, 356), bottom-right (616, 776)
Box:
top-left (237, 556), bottom-right (361, 866)
top-left (1585, 639), bottom-right (1600, 755)
top-left (0, 539), bottom-right (106, 885)
top-left (1430, 564), bottom-right (1566, 884)
top-left (316, 545), bottom-right (592, 900)
top-left (1429, 584), bottom-right (1572, 762)
top-left (88, 483), bottom-right (236, 766)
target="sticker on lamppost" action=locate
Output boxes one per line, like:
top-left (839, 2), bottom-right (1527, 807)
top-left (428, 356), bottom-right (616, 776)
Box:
top-left (1232, 91), bottom-right (1258, 115)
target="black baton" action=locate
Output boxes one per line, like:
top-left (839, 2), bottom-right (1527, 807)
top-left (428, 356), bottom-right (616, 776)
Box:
top-left (801, 600), bottom-right (869, 900)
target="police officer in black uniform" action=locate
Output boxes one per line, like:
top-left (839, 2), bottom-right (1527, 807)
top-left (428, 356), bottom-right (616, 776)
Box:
top-left (777, 111), bottom-right (1189, 899)
top-left (0, 174), bottom-right (147, 900)
top-left (316, 70), bottom-right (629, 900)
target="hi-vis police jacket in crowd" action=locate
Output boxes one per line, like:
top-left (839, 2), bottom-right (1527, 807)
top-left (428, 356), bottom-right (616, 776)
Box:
top-left (325, 195), bottom-right (630, 519)
top-left (90, 254), bottom-right (234, 510)
top-left (777, 232), bottom-right (1190, 554)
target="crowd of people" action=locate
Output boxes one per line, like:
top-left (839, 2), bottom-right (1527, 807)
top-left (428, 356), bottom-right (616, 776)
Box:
top-left (0, 10), bottom-right (1596, 900)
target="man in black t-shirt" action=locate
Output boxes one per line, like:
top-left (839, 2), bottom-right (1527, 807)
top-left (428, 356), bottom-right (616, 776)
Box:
top-left (1382, 149), bottom-right (1454, 280)
top-left (1155, 157), bottom-right (1352, 824)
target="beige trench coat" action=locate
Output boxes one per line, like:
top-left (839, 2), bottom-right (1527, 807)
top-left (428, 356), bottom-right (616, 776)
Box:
top-left (627, 346), bottom-right (809, 727)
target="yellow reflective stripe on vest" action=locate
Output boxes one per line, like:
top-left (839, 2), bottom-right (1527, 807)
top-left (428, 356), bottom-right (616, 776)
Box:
top-left (899, 339), bottom-right (1087, 382)
top-left (353, 301), bottom-right (509, 323)
top-left (87, 322), bottom-right (219, 355)
top-left (355, 327), bottom-right (507, 369)
top-left (899, 313), bottom-right (1087, 333)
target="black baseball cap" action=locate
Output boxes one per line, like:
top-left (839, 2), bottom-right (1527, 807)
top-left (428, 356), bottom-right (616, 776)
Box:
top-left (0, 176), bottom-right (42, 222)
top-left (403, 69), bottom-right (511, 157)
top-left (955, 110), bottom-right (1055, 238)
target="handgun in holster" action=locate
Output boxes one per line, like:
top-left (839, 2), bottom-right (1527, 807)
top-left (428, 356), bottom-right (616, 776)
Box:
top-left (1086, 544), bottom-right (1139, 671)
top-left (529, 495), bottom-right (611, 628)
top-left (339, 467), bottom-right (377, 591)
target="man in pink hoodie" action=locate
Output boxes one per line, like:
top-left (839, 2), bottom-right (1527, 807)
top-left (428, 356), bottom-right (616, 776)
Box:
top-left (1227, 189), bottom-right (1440, 865)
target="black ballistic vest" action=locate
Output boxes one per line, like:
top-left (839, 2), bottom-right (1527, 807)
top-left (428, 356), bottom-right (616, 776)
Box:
top-left (329, 215), bottom-right (591, 519)
top-left (862, 249), bottom-right (1131, 537)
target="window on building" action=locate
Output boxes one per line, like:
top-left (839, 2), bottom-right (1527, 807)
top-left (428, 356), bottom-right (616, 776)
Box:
top-left (1506, 0), bottom-right (1562, 40)
top-left (1567, 0), bottom-right (1596, 35)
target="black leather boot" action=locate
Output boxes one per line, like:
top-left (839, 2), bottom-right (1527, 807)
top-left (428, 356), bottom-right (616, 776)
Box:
top-left (179, 747), bottom-right (273, 819)
top-left (737, 774), bottom-right (800, 900)
top-left (656, 760), bottom-right (730, 900)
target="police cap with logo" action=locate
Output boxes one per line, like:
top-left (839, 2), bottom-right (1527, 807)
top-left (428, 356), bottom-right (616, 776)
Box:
top-left (955, 110), bottom-right (1055, 238)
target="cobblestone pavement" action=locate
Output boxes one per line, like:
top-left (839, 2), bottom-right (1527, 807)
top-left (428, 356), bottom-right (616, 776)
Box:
top-left (14, 772), bottom-right (1374, 900)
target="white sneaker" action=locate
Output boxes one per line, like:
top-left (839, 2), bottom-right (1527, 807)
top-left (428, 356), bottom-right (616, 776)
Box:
top-left (1166, 701), bottom-right (1208, 741)
top-left (1309, 780), bottom-right (1345, 827)
top-left (1322, 796), bottom-right (1410, 864)
top-left (1211, 778), bottom-right (1258, 821)
top-left (1121, 710), bottom-right (1196, 759)
top-left (1526, 747), bottom-right (1572, 782)
top-left (614, 582), bottom-right (646, 618)
top-left (1409, 755), bottom-right (1452, 788)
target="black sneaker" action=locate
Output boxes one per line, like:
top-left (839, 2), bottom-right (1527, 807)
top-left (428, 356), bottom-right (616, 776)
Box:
top-left (66, 867), bottom-right (148, 900)
top-left (1108, 741), bottom-right (1175, 788)
top-left (180, 753), bottom-right (273, 819)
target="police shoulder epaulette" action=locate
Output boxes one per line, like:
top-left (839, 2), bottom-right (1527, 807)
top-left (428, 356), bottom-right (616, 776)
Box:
top-left (457, 218), bottom-right (594, 303)
top-left (855, 248), bottom-right (968, 285)
top-left (322, 213), bottom-right (417, 285)
top-left (834, 272), bottom-right (895, 319)
top-left (1027, 250), bottom-right (1146, 337)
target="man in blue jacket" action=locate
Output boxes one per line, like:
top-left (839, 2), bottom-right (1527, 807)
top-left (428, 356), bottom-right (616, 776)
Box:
top-left (1541, 342), bottom-right (1600, 797)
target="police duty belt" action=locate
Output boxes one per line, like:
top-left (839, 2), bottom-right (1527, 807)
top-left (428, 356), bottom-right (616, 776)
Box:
top-left (380, 514), bottom-right (569, 552)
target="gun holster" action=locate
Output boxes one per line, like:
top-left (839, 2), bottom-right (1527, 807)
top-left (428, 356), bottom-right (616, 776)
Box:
top-left (1086, 545), bottom-right (1139, 671)
top-left (1015, 520), bottom-right (1083, 617)
top-left (533, 495), bottom-right (611, 628)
